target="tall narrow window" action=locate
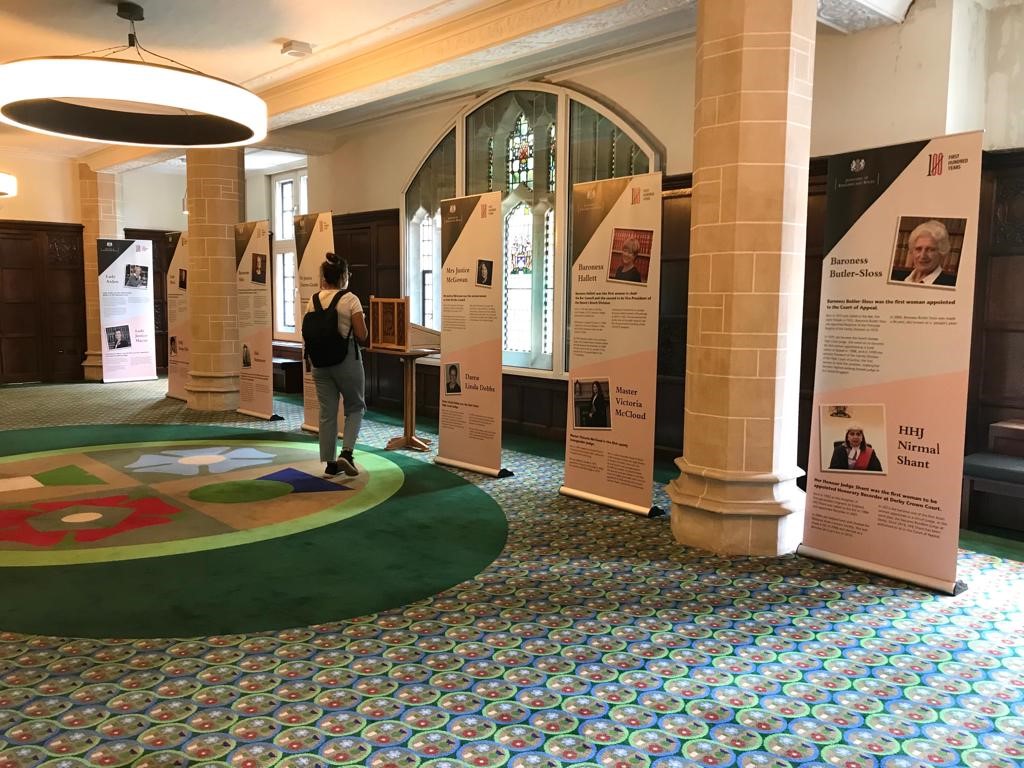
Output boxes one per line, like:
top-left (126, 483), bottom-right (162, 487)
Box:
top-left (271, 168), bottom-right (308, 341)
top-left (547, 124), bottom-right (556, 194)
top-left (405, 131), bottom-right (456, 330)
top-left (466, 90), bottom-right (557, 370)
top-left (276, 251), bottom-right (296, 333)
top-left (543, 208), bottom-right (555, 356)
top-left (504, 203), bottom-right (533, 353)
top-left (419, 216), bottom-right (436, 326)
top-left (277, 179), bottom-right (294, 241)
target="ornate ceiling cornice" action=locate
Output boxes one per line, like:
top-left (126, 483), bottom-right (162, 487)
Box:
top-left (83, 0), bottom-right (915, 172)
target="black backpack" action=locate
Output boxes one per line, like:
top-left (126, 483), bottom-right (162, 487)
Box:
top-left (302, 291), bottom-right (355, 368)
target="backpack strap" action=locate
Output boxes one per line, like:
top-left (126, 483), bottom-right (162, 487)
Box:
top-left (313, 293), bottom-right (324, 311)
top-left (326, 290), bottom-right (346, 310)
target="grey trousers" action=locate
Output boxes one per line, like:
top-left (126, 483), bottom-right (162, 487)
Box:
top-left (311, 350), bottom-right (366, 462)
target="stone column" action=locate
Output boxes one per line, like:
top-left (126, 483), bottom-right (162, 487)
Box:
top-left (185, 148), bottom-right (245, 411)
top-left (668, 0), bottom-right (816, 556)
top-left (78, 164), bottom-right (120, 381)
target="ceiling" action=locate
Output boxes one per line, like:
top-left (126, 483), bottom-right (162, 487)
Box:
top-left (0, 0), bottom-right (914, 170)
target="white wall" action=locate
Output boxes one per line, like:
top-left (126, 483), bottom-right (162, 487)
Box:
top-left (812, 0), bottom-right (954, 157)
top-left (553, 41), bottom-right (695, 175)
top-left (986, 2), bottom-right (1024, 149)
top-left (119, 166), bottom-right (186, 233)
top-left (309, 100), bottom-right (457, 216)
top-left (0, 151), bottom-right (78, 224)
top-left (947, 0), bottom-right (987, 136)
top-left (246, 173), bottom-right (270, 223)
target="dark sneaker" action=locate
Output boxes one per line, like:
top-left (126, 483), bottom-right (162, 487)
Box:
top-left (337, 451), bottom-right (358, 476)
top-left (325, 461), bottom-right (341, 476)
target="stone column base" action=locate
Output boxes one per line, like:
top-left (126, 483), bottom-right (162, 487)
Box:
top-left (668, 459), bottom-right (805, 556)
top-left (82, 350), bottom-right (104, 382)
top-left (186, 371), bottom-right (240, 412)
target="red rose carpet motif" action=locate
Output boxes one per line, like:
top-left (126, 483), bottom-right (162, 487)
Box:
top-left (0, 495), bottom-right (178, 547)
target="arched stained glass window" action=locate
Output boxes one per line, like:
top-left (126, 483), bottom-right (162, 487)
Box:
top-left (406, 85), bottom-right (656, 372)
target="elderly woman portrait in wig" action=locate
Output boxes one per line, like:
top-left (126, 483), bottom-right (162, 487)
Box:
top-left (891, 219), bottom-right (957, 286)
top-left (828, 425), bottom-right (883, 472)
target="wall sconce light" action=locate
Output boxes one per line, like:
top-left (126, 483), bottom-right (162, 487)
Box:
top-left (0, 172), bottom-right (17, 197)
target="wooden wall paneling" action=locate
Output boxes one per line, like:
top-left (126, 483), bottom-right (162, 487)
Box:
top-left (0, 221), bottom-right (85, 384)
top-left (44, 230), bottom-right (86, 381)
top-left (795, 164), bottom-right (829, 487)
top-left (655, 182), bottom-right (692, 462)
top-left (0, 231), bottom-right (42, 383)
top-left (972, 155), bottom-right (1024, 461)
top-left (332, 210), bottom-right (402, 410)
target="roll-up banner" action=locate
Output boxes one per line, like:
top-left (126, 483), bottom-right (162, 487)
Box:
top-left (561, 172), bottom-right (663, 517)
top-left (166, 232), bottom-right (189, 401)
top-left (235, 220), bottom-right (275, 420)
top-left (436, 191), bottom-right (510, 478)
top-left (98, 239), bottom-right (157, 384)
top-left (295, 212), bottom-right (342, 434)
top-left (800, 132), bottom-right (982, 594)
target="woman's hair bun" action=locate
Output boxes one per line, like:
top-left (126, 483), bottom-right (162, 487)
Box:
top-left (325, 252), bottom-right (340, 264)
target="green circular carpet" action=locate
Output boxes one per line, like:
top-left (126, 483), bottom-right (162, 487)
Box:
top-left (0, 425), bottom-right (507, 638)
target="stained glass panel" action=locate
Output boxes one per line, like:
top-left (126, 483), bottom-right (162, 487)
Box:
top-left (507, 114), bottom-right (534, 191)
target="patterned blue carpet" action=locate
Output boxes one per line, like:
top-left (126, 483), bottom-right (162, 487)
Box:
top-left (1, 384), bottom-right (1023, 768)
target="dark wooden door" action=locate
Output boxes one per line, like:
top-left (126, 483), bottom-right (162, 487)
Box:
top-left (124, 228), bottom-right (174, 374)
top-left (0, 229), bottom-right (42, 383)
top-left (332, 210), bottom-right (401, 409)
top-left (0, 221), bottom-right (85, 384)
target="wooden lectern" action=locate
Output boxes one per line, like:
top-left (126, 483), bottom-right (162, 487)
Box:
top-left (368, 297), bottom-right (440, 451)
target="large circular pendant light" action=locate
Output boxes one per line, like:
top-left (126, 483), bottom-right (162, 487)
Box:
top-left (0, 3), bottom-right (267, 148)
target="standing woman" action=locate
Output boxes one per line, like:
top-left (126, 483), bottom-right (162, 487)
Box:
top-left (587, 381), bottom-right (608, 428)
top-left (305, 253), bottom-right (368, 476)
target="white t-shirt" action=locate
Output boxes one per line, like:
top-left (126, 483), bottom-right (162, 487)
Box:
top-left (305, 290), bottom-right (363, 338)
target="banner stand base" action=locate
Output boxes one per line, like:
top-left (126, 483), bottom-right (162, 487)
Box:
top-left (434, 456), bottom-right (509, 478)
top-left (238, 408), bottom-right (274, 421)
top-left (497, 468), bottom-right (513, 478)
top-left (559, 485), bottom-right (655, 518)
top-left (797, 544), bottom-right (965, 595)
top-left (649, 506), bottom-right (665, 518)
top-left (270, 413), bottom-right (284, 421)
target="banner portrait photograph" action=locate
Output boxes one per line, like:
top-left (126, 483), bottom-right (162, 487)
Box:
top-left (887, 215), bottom-right (967, 288)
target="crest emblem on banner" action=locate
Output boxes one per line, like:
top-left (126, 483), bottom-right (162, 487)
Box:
top-left (850, 158), bottom-right (866, 173)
